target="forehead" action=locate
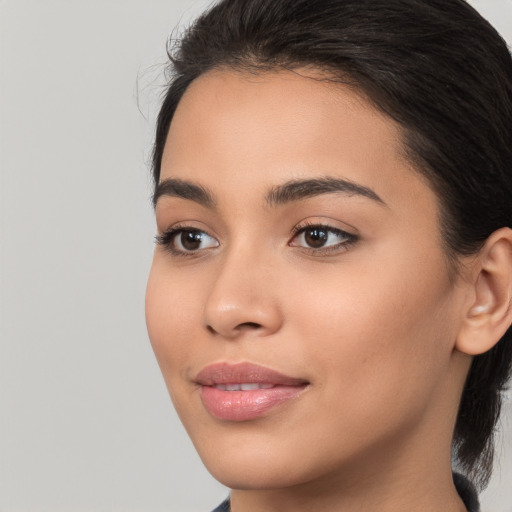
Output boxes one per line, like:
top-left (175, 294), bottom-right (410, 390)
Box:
top-left (160, 68), bottom-right (435, 215)
top-left (165, 68), bottom-right (401, 165)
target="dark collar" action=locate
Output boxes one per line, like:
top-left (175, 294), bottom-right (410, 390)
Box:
top-left (211, 498), bottom-right (230, 512)
top-left (453, 472), bottom-right (480, 512)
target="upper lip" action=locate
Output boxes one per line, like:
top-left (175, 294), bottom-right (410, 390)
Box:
top-left (195, 362), bottom-right (309, 386)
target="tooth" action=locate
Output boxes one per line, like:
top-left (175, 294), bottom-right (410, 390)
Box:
top-left (214, 383), bottom-right (277, 391)
top-left (240, 383), bottom-right (260, 391)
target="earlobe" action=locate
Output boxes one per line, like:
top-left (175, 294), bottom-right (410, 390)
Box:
top-left (456, 227), bottom-right (512, 356)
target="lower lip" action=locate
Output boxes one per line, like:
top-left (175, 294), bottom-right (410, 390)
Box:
top-left (200, 385), bottom-right (307, 421)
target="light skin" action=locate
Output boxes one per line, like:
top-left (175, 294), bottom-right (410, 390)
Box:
top-left (146, 68), bottom-right (512, 512)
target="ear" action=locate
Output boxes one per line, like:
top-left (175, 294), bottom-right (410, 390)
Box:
top-left (456, 227), bottom-right (512, 356)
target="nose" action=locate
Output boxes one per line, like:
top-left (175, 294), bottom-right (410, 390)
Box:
top-left (203, 246), bottom-right (283, 339)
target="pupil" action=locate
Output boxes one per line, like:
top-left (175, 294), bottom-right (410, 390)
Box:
top-left (181, 230), bottom-right (202, 250)
top-left (305, 229), bottom-right (327, 248)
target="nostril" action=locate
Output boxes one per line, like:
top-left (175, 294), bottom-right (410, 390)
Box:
top-left (206, 321), bottom-right (261, 336)
top-left (237, 322), bottom-right (262, 330)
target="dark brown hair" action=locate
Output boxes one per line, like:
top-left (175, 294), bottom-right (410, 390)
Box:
top-left (152, 0), bottom-right (512, 489)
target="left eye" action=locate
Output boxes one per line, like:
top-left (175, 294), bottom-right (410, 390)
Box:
top-left (290, 225), bottom-right (355, 250)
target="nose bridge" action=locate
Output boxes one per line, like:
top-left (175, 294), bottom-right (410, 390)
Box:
top-left (203, 238), bottom-right (282, 338)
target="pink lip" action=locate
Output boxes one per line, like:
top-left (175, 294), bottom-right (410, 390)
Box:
top-left (195, 362), bottom-right (309, 422)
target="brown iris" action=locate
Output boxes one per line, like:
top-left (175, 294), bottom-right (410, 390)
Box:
top-left (304, 228), bottom-right (329, 248)
top-left (179, 230), bottom-right (204, 251)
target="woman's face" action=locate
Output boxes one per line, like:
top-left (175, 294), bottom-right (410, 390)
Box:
top-left (146, 69), bottom-right (470, 490)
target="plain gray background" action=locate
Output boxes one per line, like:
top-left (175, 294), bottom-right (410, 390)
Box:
top-left (0, 1), bottom-right (511, 511)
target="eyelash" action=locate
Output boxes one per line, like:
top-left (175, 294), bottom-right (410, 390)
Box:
top-left (155, 222), bottom-right (358, 257)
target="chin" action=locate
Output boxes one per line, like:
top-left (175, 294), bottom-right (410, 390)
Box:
top-left (205, 458), bottom-right (316, 491)
top-left (187, 426), bottom-right (309, 490)
top-left (190, 427), bottom-right (351, 492)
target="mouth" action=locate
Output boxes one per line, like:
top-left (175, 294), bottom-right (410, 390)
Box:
top-left (195, 362), bottom-right (309, 422)
top-left (213, 383), bottom-right (275, 391)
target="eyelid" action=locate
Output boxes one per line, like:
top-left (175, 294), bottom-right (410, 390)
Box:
top-left (291, 217), bottom-right (358, 237)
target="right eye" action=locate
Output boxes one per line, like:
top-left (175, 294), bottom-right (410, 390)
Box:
top-left (156, 227), bottom-right (219, 255)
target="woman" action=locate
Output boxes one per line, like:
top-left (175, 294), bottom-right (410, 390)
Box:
top-left (145, 1), bottom-right (512, 510)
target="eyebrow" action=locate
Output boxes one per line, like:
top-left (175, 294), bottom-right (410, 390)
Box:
top-left (153, 178), bottom-right (216, 209)
top-left (153, 176), bottom-right (385, 209)
top-left (266, 176), bottom-right (385, 207)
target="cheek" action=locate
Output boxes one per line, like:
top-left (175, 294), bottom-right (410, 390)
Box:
top-left (285, 248), bottom-right (457, 404)
top-left (145, 257), bottom-right (202, 375)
